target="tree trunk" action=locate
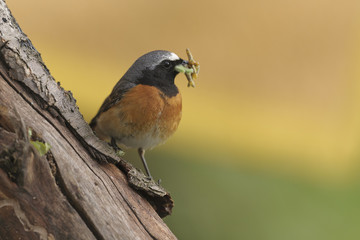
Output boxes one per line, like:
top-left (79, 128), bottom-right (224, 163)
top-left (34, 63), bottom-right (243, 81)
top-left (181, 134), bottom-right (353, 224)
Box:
top-left (0, 1), bottom-right (176, 239)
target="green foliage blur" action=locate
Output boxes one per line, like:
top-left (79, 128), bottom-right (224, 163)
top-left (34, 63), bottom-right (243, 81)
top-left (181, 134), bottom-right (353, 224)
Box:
top-left (120, 148), bottom-right (360, 240)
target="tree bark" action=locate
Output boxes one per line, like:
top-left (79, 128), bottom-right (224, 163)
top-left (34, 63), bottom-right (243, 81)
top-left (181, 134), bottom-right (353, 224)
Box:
top-left (0, 1), bottom-right (176, 239)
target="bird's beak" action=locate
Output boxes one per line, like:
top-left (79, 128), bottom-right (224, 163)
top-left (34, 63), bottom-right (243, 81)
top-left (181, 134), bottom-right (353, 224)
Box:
top-left (174, 60), bottom-right (192, 73)
top-left (174, 60), bottom-right (196, 88)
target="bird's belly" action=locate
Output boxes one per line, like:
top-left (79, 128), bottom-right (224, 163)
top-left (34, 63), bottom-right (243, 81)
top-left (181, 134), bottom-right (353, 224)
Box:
top-left (117, 127), bottom-right (167, 150)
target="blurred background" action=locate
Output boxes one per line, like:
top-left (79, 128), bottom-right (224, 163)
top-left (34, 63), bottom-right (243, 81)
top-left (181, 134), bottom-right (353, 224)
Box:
top-left (7, 0), bottom-right (360, 239)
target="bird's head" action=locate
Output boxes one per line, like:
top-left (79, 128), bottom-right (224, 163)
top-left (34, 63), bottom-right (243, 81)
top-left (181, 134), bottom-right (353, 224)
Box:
top-left (121, 50), bottom-right (195, 96)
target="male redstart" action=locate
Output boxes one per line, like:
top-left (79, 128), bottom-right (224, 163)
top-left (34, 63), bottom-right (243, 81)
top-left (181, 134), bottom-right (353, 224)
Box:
top-left (90, 50), bottom-right (198, 179)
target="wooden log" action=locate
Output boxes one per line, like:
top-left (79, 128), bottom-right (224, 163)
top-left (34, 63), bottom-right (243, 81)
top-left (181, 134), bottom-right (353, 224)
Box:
top-left (0, 0), bottom-right (176, 239)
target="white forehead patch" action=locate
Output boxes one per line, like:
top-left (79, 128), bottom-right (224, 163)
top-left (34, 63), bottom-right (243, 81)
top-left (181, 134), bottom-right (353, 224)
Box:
top-left (168, 52), bottom-right (180, 61)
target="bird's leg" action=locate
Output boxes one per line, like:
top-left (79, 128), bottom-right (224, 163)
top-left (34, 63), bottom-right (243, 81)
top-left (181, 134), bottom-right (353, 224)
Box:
top-left (110, 137), bottom-right (118, 149)
top-left (138, 148), bottom-right (152, 179)
top-left (110, 137), bottom-right (125, 157)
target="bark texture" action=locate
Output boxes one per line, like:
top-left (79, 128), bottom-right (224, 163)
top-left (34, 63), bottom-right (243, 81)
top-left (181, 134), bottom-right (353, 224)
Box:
top-left (0, 1), bottom-right (175, 239)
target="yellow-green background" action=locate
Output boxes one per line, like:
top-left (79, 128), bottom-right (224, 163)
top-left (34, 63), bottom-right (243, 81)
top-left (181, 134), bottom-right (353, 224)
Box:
top-left (8, 0), bottom-right (360, 239)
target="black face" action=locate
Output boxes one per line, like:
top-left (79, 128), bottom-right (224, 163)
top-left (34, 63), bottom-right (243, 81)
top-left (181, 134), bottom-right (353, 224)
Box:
top-left (138, 59), bottom-right (185, 97)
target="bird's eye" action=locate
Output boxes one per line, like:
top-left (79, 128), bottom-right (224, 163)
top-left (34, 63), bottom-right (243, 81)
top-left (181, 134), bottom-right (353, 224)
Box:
top-left (162, 60), bottom-right (171, 69)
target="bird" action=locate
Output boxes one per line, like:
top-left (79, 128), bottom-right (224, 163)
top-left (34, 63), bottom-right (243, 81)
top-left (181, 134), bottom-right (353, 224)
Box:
top-left (90, 50), bottom-right (194, 179)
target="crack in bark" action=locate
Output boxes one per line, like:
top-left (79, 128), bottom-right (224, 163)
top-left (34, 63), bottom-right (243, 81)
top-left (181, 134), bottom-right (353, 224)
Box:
top-left (104, 168), bottom-right (158, 240)
top-left (47, 154), bottom-right (105, 240)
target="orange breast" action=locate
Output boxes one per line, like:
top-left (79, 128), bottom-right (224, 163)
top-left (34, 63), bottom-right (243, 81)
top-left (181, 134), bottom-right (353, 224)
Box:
top-left (94, 84), bottom-right (182, 149)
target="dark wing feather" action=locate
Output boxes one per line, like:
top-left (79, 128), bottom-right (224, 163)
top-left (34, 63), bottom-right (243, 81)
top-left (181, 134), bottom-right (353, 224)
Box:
top-left (89, 79), bottom-right (136, 129)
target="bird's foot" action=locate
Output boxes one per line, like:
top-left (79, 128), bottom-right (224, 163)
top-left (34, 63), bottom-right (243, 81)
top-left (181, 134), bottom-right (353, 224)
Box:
top-left (109, 138), bottom-right (125, 157)
top-left (144, 176), bottom-right (161, 185)
top-left (144, 176), bottom-right (152, 181)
